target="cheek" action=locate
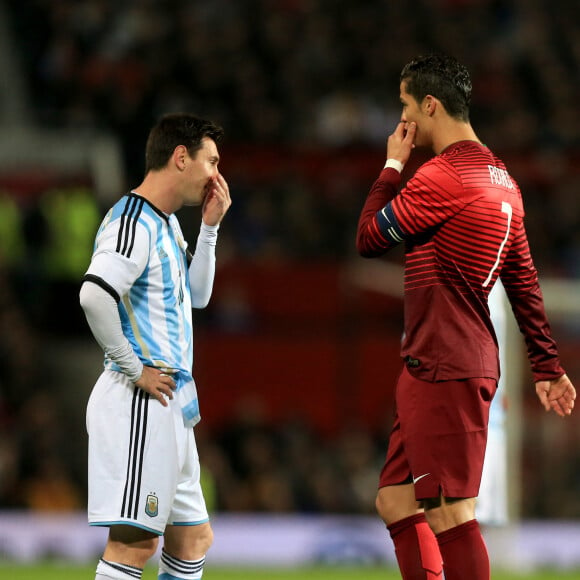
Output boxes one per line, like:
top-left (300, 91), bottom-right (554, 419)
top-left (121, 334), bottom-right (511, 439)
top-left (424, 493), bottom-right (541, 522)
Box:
top-left (407, 109), bottom-right (418, 122)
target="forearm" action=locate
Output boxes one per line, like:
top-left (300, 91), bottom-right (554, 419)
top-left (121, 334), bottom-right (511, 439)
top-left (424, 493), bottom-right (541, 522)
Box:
top-left (501, 232), bottom-right (564, 380)
top-left (188, 221), bottom-right (219, 308)
top-left (79, 280), bottom-right (143, 381)
top-left (356, 166), bottom-right (403, 257)
top-left (505, 282), bottom-right (564, 381)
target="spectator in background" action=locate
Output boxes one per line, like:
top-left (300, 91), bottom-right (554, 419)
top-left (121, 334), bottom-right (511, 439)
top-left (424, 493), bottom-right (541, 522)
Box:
top-left (9, 1), bottom-right (579, 151)
top-left (4, 0), bottom-right (579, 270)
top-left (0, 254), bottom-right (82, 511)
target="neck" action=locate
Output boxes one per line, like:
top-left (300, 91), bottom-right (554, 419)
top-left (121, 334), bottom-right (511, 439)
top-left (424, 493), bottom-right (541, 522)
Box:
top-left (133, 172), bottom-right (180, 214)
top-left (432, 120), bottom-right (480, 155)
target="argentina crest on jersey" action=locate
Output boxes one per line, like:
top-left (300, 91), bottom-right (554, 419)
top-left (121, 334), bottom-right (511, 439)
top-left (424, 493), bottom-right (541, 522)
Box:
top-left (145, 492), bottom-right (159, 517)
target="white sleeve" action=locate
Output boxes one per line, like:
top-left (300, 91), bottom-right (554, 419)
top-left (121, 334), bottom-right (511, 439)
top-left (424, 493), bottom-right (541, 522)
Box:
top-left (188, 221), bottom-right (219, 308)
top-left (85, 217), bottom-right (149, 299)
top-left (79, 280), bottom-right (144, 382)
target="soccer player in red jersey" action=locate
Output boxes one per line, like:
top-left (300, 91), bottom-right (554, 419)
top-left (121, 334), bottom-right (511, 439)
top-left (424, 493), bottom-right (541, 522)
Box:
top-left (356, 54), bottom-right (576, 580)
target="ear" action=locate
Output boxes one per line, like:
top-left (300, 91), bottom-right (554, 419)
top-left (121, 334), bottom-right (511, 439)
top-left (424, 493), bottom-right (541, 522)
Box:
top-left (423, 95), bottom-right (437, 116)
top-left (173, 145), bottom-right (188, 171)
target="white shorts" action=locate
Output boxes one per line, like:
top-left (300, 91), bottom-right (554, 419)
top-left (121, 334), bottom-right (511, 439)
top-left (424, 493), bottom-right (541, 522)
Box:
top-left (86, 369), bottom-right (209, 535)
top-left (476, 427), bottom-right (508, 526)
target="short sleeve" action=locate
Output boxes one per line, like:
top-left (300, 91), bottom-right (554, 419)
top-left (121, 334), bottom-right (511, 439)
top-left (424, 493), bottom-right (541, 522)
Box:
top-left (85, 217), bottom-right (151, 298)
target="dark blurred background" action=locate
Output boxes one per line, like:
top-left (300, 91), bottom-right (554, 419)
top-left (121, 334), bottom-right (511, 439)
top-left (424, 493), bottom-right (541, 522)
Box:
top-left (0, 0), bottom-right (579, 521)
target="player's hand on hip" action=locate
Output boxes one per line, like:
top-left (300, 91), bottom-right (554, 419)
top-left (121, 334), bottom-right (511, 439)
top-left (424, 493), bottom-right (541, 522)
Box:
top-left (386, 122), bottom-right (416, 167)
top-left (202, 172), bottom-right (232, 226)
top-left (134, 366), bottom-right (177, 407)
top-left (535, 373), bottom-right (576, 417)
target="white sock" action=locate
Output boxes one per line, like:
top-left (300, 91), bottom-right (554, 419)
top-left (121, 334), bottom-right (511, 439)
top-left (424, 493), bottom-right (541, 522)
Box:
top-left (158, 548), bottom-right (206, 579)
top-left (96, 558), bottom-right (143, 579)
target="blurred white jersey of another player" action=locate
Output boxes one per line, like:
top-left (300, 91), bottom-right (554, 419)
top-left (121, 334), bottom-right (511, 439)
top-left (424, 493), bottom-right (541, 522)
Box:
top-left (477, 280), bottom-right (509, 526)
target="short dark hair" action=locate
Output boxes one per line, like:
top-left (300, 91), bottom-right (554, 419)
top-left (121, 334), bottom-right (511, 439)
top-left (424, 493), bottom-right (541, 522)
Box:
top-left (145, 113), bottom-right (224, 172)
top-left (400, 54), bottom-right (472, 122)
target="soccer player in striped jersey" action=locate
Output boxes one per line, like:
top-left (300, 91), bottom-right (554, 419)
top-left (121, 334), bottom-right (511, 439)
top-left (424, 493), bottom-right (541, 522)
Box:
top-left (356, 54), bottom-right (575, 580)
top-left (80, 113), bottom-right (231, 580)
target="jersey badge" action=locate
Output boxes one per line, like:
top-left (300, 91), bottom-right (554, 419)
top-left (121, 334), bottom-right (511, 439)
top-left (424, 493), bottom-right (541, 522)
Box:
top-left (404, 355), bottom-right (421, 368)
top-left (145, 493), bottom-right (159, 518)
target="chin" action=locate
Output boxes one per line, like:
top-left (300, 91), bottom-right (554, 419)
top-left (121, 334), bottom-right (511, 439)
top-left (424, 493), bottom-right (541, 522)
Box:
top-left (188, 191), bottom-right (205, 207)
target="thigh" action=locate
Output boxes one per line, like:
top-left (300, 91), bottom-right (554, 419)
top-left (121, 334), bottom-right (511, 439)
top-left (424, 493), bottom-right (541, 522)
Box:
top-left (379, 412), bottom-right (413, 488)
top-left (379, 367), bottom-right (413, 489)
top-left (397, 367), bottom-right (496, 500)
top-left (87, 370), bottom-right (181, 534)
top-left (476, 427), bottom-right (508, 525)
top-left (169, 427), bottom-right (209, 526)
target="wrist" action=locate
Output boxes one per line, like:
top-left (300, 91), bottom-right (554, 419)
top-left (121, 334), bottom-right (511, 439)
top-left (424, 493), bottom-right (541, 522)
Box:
top-left (201, 220), bottom-right (220, 232)
top-left (126, 359), bottom-right (144, 383)
top-left (199, 220), bottom-right (219, 244)
top-left (384, 159), bottom-right (404, 173)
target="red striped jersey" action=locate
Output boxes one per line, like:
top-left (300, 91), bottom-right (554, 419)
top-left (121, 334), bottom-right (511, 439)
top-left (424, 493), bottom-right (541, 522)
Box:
top-left (356, 140), bottom-right (563, 382)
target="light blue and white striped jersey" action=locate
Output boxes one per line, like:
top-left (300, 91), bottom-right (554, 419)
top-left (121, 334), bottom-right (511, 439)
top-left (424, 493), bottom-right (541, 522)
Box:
top-left (85, 193), bottom-right (200, 425)
top-left (489, 280), bottom-right (507, 430)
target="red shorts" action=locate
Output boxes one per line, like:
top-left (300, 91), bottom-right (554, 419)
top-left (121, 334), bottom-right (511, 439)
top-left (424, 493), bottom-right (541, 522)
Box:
top-left (379, 366), bottom-right (496, 500)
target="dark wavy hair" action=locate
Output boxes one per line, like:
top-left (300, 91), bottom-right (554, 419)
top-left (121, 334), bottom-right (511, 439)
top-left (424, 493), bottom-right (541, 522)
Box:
top-left (400, 54), bottom-right (472, 122)
top-left (145, 113), bottom-right (224, 172)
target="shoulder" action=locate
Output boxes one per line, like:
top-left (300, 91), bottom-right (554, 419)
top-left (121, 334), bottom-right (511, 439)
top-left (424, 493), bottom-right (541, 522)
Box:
top-left (95, 195), bottom-right (166, 259)
top-left (439, 141), bottom-right (521, 195)
top-left (405, 153), bottom-right (462, 199)
top-left (105, 195), bottom-right (167, 234)
top-left (440, 141), bottom-right (514, 178)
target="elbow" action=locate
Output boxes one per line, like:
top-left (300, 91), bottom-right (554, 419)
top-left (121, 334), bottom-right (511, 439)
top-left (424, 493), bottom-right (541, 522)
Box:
top-left (191, 293), bottom-right (212, 309)
top-left (356, 231), bottom-right (374, 258)
top-left (79, 282), bottom-right (93, 314)
top-left (357, 248), bottom-right (382, 259)
top-left (356, 238), bottom-right (381, 259)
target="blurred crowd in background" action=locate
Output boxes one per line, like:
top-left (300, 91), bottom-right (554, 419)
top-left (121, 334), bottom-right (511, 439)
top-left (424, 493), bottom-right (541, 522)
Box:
top-left (0, 0), bottom-right (579, 519)
top-left (4, 0), bottom-right (580, 268)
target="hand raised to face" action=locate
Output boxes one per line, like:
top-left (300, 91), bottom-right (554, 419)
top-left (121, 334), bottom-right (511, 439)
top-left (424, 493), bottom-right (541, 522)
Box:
top-left (202, 172), bottom-right (232, 226)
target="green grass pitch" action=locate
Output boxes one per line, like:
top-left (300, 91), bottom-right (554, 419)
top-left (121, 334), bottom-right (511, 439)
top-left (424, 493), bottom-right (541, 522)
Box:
top-left (2, 564), bottom-right (580, 579)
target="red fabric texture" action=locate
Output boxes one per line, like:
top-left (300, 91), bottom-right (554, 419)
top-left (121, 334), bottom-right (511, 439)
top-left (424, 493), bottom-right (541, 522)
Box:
top-left (387, 513), bottom-right (443, 579)
top-left (436, 519), bottom-right (490, 580)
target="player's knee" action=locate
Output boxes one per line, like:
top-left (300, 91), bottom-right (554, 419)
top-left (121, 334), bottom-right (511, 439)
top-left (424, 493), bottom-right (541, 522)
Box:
top-left (165, 523), bottom-right (214, 561)
top-left (423, 496), bottom-right (475, 534)
top-left (376, 485), bottom-right (419, 525)
top-left (375, 490), bottom-right (400, 524)
top-left (184, 524), bottom-right (213, 559)
top-left (105, 526), bottom-right (160, 565)
top-left (141, 537), bottom-right (160, 561)
top-left (197, 524), bottom-right (214, 553)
